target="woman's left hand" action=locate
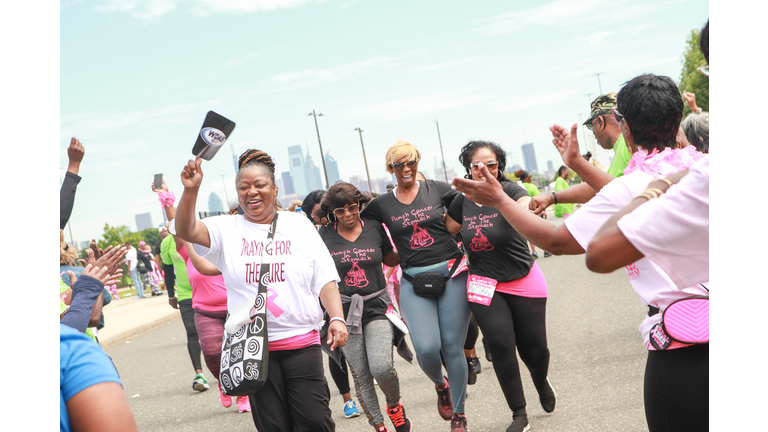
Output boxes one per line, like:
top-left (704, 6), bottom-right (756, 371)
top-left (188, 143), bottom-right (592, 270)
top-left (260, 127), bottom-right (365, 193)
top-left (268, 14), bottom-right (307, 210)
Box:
top-left (327, 320), bottom-right (348, 351)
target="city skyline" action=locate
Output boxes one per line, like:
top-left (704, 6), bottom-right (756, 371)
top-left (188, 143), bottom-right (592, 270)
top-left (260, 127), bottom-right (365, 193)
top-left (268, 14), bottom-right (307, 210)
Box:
top-left (57, 1), bottom-right (709, 243)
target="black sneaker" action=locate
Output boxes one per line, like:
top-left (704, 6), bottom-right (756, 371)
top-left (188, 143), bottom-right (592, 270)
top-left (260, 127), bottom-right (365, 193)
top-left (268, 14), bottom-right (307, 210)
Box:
top-left (506, 412), bottom-right (530, 432)
top-left (544, 251), bottom-right (552, 257)
top-left (386, 401), bottom-right (412, 432)
top-left (466, 358), bottom-right (477, 385)
top-left (535, 377), bottom-right (557, 413)
top-left (531, 251), bottom-right (538, 259)
top-left (469, 357), bottom-right (482, 374)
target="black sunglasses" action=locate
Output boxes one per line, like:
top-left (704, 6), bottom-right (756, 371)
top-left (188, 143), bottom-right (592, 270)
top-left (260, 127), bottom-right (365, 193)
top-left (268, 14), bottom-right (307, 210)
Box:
top-left (390, 160), bottom-right (418, 171)
top-left (613, 107), bottom-right (624, 123)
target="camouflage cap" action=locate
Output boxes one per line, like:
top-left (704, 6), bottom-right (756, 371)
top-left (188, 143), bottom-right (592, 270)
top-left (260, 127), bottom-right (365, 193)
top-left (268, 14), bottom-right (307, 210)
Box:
top-left (583, 92), bottom-right (618, 126)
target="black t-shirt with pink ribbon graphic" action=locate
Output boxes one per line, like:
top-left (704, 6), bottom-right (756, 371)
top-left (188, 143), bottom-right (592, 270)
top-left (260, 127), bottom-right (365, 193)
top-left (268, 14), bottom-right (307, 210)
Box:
top-left (447, 181), bottom-right (533, 282)
top-left (318, 219), bottom-right (393, 324)
top-left (361, 180), bottom-right (463, 269)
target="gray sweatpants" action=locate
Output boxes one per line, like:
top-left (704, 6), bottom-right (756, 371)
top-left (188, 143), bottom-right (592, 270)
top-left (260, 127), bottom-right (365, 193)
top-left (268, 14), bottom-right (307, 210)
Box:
top-left (342, 318), bottom-right (400, 426)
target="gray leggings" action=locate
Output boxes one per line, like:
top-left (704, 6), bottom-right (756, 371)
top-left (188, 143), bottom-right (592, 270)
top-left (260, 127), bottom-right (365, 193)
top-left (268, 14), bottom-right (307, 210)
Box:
top-left (400, 262), bottom-right (471, 414)
top-left (342, 319), bottom-right (400, 426)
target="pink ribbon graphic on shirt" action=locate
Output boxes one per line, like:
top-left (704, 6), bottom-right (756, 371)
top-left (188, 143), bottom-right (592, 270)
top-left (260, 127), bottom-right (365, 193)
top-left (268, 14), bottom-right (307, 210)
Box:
top-left (266, 287), bottom-right (285, 318)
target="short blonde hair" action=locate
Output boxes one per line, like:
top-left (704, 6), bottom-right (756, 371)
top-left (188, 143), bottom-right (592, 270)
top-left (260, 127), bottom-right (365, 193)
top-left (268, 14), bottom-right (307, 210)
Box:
top-left (385, 140), bottom-right (421, 174)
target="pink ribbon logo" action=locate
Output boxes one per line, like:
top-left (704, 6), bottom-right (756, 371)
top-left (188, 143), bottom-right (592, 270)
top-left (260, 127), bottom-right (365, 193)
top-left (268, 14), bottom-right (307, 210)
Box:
top-left (266, 287), bottom-right (285, 318)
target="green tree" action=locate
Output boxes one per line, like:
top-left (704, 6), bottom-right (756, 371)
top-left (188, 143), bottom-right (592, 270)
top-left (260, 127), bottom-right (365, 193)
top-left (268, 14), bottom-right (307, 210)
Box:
top-left (679, 28), bottom-right (709, 116)
top-left (98, 223), bottom-right (132, 249)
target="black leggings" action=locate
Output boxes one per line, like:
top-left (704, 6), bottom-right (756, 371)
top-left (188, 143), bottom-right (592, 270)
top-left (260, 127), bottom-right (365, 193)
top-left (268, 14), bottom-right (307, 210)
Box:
top-left (644, 344), bottom-right (708, 432)
top-left (328, 351), bottom-right (351, 395)
top-left (470, 292), bottom-right (549, 411)
top-left (464, 314), bottom-right (479, 350)
top-left (249, 345), bottom-right (335, 432)
top-left (178, 299), bottom-right (203, 372)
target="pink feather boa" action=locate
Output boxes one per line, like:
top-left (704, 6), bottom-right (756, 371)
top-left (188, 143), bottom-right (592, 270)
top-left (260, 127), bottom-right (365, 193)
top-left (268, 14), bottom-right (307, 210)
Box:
top-left (624, 146), bottom-right (705, 178)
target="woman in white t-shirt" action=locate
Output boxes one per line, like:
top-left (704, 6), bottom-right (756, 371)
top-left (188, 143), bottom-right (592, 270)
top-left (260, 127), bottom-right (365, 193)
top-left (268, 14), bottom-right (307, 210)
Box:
top-left (451, 74), bottom-right (708, 432)
top-left (174, 149), bottom-right (348, 432)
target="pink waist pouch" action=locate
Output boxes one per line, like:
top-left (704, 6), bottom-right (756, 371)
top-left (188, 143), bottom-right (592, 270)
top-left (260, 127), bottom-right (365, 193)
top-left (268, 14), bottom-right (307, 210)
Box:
top-left (649, 296), bottom-right (709, 350)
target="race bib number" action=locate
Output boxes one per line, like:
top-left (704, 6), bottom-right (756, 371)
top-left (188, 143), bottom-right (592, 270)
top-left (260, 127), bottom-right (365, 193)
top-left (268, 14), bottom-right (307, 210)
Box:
top-left (467, 274), bottom-right (497, 306)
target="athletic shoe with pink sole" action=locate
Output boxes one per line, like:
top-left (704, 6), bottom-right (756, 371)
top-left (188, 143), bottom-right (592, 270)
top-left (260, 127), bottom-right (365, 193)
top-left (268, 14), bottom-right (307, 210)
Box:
top-left (435, 376), bottom-right (453, 421)
top-left (236, 396), bottom-right (251, 413)
top-left (218, 384), bottom-right (232, 408)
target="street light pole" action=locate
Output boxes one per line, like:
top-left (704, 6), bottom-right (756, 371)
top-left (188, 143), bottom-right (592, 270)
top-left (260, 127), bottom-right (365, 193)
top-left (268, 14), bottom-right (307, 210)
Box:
top-left (220, 174), bottom-right (230, 208)
top-left (592, 72), bottom-right (604, 94)
top-left (308, 110), bottom-right (330, 190)
top-left (354, 127), bottom-right (373, 193)
top-left (578, 113), bottom-right (588, 154)
top-left (434, 118), bottom-right (448, 182)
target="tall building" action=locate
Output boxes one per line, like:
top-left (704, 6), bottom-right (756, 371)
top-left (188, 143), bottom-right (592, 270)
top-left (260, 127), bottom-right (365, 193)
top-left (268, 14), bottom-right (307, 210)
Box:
top-left (281, 171), bottom-right (295, 196)
top-left (208, 192), bottom-right (224, 214)
top-left (325, 151), bottom-right (341, 186)
top-left (521, 143), bottom-right (539, 174)
top-left (349, 175), bottom-right (367, 193)
top-left (547, 160), bottom-right (554, 172)
top-left (287, 145), bottom-right (308, 197)
top-left (135, 212), bottom-right (153, 232)
top-left (305, 151), bottom-right (324, 192)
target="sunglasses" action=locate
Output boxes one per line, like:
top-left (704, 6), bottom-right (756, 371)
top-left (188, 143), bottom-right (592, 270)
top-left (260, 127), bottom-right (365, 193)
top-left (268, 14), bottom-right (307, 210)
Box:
top-left (332, 203), bottom-right (360, 217)
top-left (390, 160), bottom-right (418, 171)
top-left (471, 161), bottom-right (499, 169)
top-left (612, 107), bottom-right (624, 123)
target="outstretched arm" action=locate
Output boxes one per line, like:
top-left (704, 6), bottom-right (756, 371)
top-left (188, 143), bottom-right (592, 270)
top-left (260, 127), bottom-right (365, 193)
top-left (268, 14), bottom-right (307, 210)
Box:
top-left (451, 163), bottom-right (583, 255)
top-left (550, 123), bottom-right (616, 193)
top-left (61, 137), bottom-right (85, 229)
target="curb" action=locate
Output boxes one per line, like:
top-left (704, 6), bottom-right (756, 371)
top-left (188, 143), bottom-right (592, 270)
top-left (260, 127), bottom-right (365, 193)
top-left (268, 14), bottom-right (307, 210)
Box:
top-left (99, 309), bottom-right (180, 348)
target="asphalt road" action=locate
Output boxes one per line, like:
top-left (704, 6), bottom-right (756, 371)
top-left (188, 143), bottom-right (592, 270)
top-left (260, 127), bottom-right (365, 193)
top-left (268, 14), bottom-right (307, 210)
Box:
top-left (107, 239), bottom-right (650, 431)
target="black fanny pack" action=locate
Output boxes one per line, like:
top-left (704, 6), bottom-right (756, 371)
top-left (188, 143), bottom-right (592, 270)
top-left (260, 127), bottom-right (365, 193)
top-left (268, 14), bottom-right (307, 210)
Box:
top-left (402, 260), bottom-right (460, 298)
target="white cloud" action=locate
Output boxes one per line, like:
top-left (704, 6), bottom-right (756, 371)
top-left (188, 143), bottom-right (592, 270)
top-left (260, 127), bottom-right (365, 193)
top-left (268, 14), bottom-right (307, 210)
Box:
top-left (95, 0), bottom-right (319, 21)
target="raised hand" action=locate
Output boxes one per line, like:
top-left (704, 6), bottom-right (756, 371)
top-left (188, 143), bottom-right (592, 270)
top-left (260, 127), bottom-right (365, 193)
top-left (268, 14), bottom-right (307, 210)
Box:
top-left (683, 92), bottom-right (699, 112)
top-left (550, 123), bottom-right (581, 167)
top-left (450, 162), bottom-right (505, 207)
top-left (67, 137), bottom-right (85, 175)
top-left (152, 179), bottom-right (169, 194)
top-left (181, 158), bottom-right (203, 189)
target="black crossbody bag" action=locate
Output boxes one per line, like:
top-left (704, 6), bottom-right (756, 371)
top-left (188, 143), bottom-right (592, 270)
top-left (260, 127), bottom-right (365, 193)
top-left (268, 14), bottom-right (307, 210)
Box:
top-left (401, 259), bottom-right (460, 298)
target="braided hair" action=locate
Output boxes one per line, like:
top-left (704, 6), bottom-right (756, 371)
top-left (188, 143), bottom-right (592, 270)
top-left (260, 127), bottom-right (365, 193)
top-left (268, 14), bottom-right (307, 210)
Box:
top-left (237, 149), bottom-right (276, 183)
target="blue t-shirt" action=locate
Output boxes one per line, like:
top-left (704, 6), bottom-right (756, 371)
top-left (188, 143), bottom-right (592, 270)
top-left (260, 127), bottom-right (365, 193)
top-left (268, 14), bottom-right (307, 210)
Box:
top-left (60, 323), bottom-right (122, 432)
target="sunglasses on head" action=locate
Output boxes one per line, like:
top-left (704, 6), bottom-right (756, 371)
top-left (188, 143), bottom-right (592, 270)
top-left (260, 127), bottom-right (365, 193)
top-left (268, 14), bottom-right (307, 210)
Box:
top-left (390, 160), bottom-right (418, 171)
top-left (612, 107), bottom-right (624, 123)
top-left (332, 203), bottom-right (360, 217)
top-left (471, 161), bottom-right (499, 169)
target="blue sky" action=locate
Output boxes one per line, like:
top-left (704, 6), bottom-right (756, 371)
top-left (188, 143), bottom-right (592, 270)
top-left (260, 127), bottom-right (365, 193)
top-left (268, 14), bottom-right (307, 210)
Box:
top-left (57, 0), bottom-right (709, 243)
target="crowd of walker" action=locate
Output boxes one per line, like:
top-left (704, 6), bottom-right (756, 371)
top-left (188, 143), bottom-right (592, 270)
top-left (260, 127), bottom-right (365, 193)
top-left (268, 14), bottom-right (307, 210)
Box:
top-left (60, 21), bottom-right (709, 432)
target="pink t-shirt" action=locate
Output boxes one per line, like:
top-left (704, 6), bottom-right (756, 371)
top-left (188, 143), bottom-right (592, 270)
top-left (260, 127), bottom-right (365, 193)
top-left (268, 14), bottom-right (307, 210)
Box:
top-left (178, 246), bottom-right (228, 311)
top-left (618, 156), bottom-right (709, 288)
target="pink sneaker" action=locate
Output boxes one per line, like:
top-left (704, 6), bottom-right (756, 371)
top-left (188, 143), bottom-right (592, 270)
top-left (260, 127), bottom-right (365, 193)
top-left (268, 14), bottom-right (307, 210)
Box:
top-left (219, 384), bottom-right (232, 408)
top-left (237, 396), bottom-right (251, 413)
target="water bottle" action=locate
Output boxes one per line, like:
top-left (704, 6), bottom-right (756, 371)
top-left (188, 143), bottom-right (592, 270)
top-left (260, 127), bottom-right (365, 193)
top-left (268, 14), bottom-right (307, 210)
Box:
top-left (296, 206), bottom-right (305, 217)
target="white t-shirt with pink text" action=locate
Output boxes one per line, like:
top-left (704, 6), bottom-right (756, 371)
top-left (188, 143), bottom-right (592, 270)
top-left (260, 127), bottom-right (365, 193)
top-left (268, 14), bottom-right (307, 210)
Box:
top-left (193, 211), bottom-right (340, 342)
top-left (564, 171), bottom-right (708, 349)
